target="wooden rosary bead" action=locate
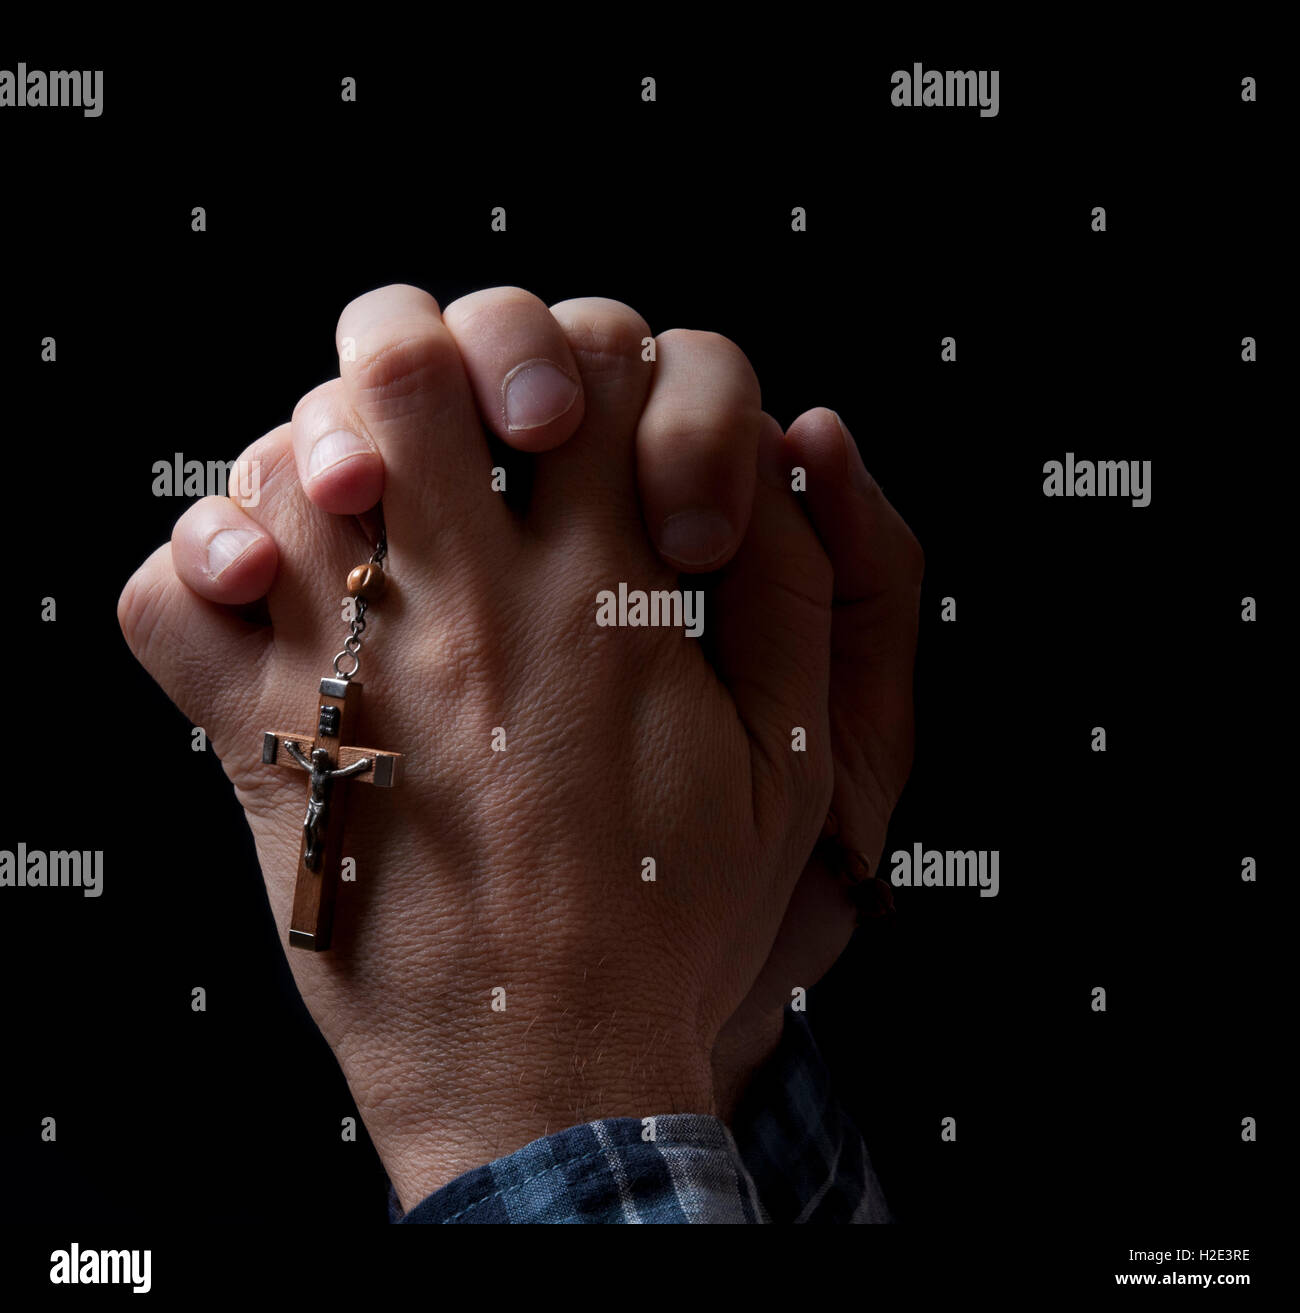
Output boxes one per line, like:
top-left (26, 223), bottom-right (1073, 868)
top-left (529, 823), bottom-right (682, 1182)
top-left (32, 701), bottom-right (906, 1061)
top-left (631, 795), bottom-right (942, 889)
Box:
top-left (347, 562), bottom-right (385, 600)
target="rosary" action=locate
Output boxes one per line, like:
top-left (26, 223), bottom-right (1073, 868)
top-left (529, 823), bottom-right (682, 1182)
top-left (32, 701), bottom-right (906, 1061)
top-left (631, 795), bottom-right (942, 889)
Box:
top-left (260, 528), bottom-right (404, 951)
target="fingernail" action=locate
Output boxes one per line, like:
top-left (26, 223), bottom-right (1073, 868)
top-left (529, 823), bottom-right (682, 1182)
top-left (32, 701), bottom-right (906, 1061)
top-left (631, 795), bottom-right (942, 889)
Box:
top-left (658, 510), bottom-right (734, 567)
top-left (206, 528), bottom-right (263, 579)
top-left (503, 359), bottom-right (579, 431)
top-left (309, 429), bottom-right (372, 480)
top-left (833, 412), bottom-right (875, 496)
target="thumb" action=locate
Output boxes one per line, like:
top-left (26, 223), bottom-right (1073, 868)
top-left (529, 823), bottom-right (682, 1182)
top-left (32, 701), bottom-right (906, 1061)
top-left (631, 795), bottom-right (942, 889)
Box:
top-left (785, 406), bottom-right (924, 867)
top-left (708, 413), bottom-right (834, 863)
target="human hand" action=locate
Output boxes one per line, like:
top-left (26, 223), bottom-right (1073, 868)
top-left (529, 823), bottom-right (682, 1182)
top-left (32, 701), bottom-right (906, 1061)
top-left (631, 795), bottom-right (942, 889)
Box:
top-left (271, 285), bottom-right (925, 1115)
top-left (119, 285), bottom-right (867, 1208)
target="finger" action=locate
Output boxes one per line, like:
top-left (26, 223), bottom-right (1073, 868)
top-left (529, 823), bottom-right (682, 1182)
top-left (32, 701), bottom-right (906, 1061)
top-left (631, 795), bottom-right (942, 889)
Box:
top-left (335, 284), bottom-right (510, 562)
top-left (118, 541), bottom-right (273, 736)
top-left (529, 297), bottom-right (654, 541)
top-left (291, 378), bottom-right (385, 516)
top-left (635, 329), bottom-right (762, 571)
top-left (785, 406), bottom-right (924, 845)
top-left (786, 407), bottom-right (924, 608)
top-left (442, 286), bottom-right (584, 453)
top-left (168, 495), bottom-right (279, 605)
top-left (228, 422), bottom-right (381, 634)
top-left (710, 413), bottom-right (834, 858)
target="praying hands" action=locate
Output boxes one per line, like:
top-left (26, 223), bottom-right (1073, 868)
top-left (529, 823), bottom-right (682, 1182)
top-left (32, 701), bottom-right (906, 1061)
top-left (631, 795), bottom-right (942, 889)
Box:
top-left (117, 284), bottom-right (923, 1221)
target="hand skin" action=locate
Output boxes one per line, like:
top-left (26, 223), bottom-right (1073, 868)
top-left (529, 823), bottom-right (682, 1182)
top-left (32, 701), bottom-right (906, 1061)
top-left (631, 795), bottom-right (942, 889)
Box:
top-left (710, 408), bottom-right (923, 1115)
top-left (118, 285), bottom-right (921, 1209)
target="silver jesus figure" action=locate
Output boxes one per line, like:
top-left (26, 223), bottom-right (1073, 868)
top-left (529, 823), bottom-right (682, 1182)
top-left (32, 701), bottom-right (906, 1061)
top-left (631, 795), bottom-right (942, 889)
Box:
top-left (284, 742), bottom-right (373, 870)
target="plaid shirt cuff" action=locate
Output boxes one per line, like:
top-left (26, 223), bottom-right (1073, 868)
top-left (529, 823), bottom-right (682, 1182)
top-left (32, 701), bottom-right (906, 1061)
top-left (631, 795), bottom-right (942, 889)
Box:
top-left (387, 1004), bottom-right (891, 1224)
top-left (389, 1116), bottom-right (766, 1223)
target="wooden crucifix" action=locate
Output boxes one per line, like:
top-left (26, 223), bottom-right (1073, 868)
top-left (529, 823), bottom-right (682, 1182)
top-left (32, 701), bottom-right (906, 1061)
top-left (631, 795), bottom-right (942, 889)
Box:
top-left (261, 676), bottom-right (403, 952)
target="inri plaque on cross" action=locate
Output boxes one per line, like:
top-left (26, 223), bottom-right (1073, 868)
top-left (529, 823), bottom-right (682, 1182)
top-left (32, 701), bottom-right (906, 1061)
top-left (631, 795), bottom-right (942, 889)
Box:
top-left (261, 676), bottom-right (403, 951)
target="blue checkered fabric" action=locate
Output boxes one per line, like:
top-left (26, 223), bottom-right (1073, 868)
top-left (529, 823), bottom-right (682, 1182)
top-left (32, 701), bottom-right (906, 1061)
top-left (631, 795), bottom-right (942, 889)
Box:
top-left (729, 1008), bottom-right (893, 1223)
top-left (389, 1007), bottom-right (891, 1224)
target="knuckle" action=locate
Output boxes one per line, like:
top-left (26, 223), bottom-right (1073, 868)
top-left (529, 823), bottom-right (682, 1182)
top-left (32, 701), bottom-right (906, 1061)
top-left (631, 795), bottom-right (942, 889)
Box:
top-left (552, 298), bottom-right (651, 365)
top-left (338, 284), bottom-right (441, 330)
top-left (351, 328), bottom-right (456, 402)
top-left (291, 379), bottom-right (343, 425)
top-left (660, 327), bottom-right (754, 370)
top-left (227, 427), bottom-right (293, 503)
top-left (656, 329), bottom-right (761, 411)
top-left (444, 285), bottom-right (540, 330)
top-left (642, 397), bottom-right (757, 457)
top-left (117, 563), bottom-right (167, 658)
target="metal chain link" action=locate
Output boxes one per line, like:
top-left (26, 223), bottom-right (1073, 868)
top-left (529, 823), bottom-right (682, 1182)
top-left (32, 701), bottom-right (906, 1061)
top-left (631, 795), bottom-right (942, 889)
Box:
top-left (332, 528), bottom-right (386, 680)
top-left (369, 528), bottom-right (387, 568)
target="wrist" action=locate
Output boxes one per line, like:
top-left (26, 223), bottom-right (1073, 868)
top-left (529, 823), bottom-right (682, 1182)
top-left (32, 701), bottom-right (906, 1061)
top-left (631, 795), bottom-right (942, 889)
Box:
top-left (712, 1002), bottom-right (785, 1122)
top-left (348, 1004), bottom-right (718, 1211)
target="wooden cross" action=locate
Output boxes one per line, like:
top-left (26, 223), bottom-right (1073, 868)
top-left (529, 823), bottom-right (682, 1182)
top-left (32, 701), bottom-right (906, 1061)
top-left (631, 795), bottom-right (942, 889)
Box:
top-left (261, 676), bottom-right (403, 952)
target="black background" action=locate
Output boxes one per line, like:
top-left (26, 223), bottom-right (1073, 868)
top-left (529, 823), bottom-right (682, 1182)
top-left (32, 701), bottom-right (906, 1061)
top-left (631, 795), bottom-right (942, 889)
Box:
top-left (1, 32), bottom-right (1282, 1293)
